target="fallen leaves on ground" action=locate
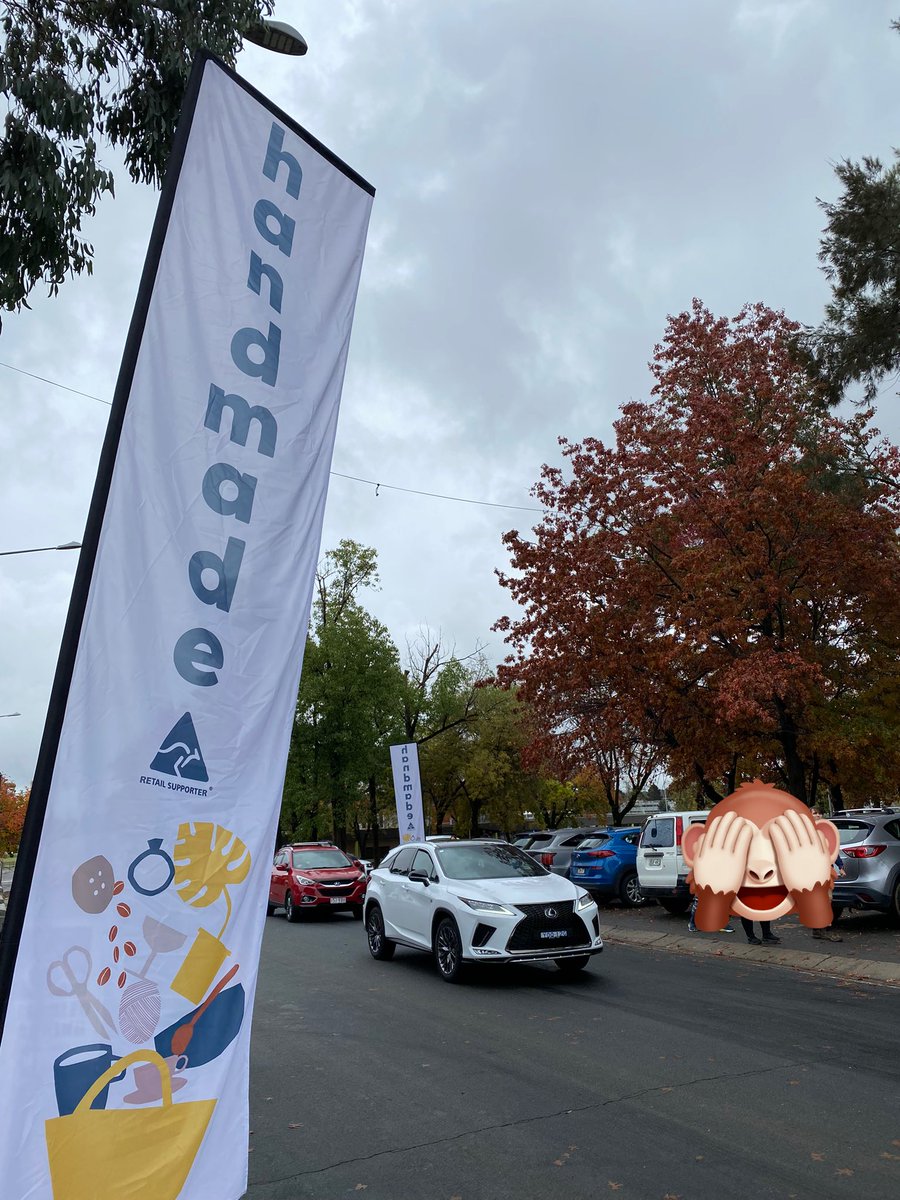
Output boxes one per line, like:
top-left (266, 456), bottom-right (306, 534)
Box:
top-left (835, 1168), bottom-right (854, 1176)
top-left (608, 1183), bottom-right (622, 1191)
top-left (288, 1122), bottom-right (303, 1129)
top-left (811, 1153), bottom-right (826, 1161)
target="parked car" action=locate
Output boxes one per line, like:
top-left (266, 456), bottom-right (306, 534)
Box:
top-left (830, 812), bottom-right (900, 923)
top-left (268, 842), bottom-right (368, 922)
top-left (636, 811), bottom-right (712, 914)
top-left (567, 827), bottom-right (644, 906)
top-left (521, 828), bottom-right (597, 877)
top-left (363, 839), bottom-right (603, 982)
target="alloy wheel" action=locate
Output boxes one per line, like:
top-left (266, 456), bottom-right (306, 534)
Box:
top-left (624, 874), bottom-right (643, 906)
top-left (435, 920), bottom-right (461, 980)
top-left (367, 908), bottom-right (384, 954)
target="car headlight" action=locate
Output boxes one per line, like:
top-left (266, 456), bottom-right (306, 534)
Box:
top-left (294, 875), bottom-right (318, 888)
top-left (460, 897), bottom-right (516, 915)
top-left (576, 891), bottom-right (596, 910)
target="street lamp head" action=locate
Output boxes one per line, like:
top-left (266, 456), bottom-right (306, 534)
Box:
top-left (244, 19), bottom-right (308, 56)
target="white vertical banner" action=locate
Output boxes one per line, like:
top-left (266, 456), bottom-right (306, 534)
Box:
top-left (390, 744), bottom-right (426, 843)
top-left (0, 54), bottom-right (372, 1200)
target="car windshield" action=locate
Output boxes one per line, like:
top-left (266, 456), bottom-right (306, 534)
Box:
top-left (435, 843), bottom-right (548, 879)
top-left (292, 849), bottom-right (353, 869)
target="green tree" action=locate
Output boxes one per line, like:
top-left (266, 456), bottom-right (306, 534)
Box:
top-left (452, 686), bottom-right (536, 838)
top-left (282, 542), bottom-right (405, 848)
top-left (807, 19), bottom-right (900, 403)
top-left (0, 0), bottom-right (271, 317)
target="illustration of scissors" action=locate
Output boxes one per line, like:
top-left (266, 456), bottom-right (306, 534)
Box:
top-left (47, 946), bottom-right (117, 1040)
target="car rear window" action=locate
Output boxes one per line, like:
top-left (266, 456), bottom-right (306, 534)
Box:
top-left (577, 835), bottom-right (610, 850)
top-left (641, 820), bottom-right (674, 848)
top-left (525, 834), bottom-right (553, 847)
top-left (292, 849), bottom-right (354, 869)
top-left (561, 833), bottom-right (589, 847)
top-left (832, 821), bottom-right (873, 846)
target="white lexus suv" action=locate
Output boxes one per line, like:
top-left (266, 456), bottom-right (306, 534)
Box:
top-left (364, 839), bottom-right (603, 982)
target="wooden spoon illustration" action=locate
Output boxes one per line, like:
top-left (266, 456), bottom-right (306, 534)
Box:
top-left (170, 964), bottom-right (239, 1057)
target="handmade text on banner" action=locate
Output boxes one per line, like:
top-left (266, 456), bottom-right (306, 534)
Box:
top-left (390, 744), bottom-right (426, 843)
top-left (0, 54), bottom-right (373, 1200)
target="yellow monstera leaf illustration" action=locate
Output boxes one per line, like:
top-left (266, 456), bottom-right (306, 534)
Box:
top-left (173, 823), bottom-right (251, 937)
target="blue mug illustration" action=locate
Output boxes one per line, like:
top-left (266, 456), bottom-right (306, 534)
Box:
top-left (53, 1043), bottom-right (126, 1115)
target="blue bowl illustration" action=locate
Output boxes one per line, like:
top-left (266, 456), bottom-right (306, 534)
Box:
top-left (154, 983), bottom-right (245, 1068)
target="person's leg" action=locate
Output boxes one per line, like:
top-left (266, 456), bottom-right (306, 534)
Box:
top-left (687, 895), bottom-right (698, 932)
top-left (761, 920), bottom-right (780, 944)
top-left (741, 918), bottom-right (760, 943)
top-left (812, 924), bottom-right (843, 942)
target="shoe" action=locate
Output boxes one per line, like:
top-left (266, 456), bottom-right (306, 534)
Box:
top-left (687, 925), bottom-right (697, 933)
top-left (720, 926), bottom-right (734, 933)
top-left (762, 935), bottom-right (781, 944)
top-left (746, 936), bottom-right (762, 945)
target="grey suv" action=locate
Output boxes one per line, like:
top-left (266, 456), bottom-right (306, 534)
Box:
top-left (520, 828), bottom-right (598, 878)
top-left (831, 810), bottom-right (900, 923)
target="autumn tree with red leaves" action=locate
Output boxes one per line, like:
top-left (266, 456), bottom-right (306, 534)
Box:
top-left (496, 302), bottom-right (900, 808)
top-left (0, 774), bottom-right (29, 895)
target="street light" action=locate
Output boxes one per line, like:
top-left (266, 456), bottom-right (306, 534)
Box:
top-left (244, 19), bottom-right (308, 56)
top-left (0, 542), bottom-right (81, 557)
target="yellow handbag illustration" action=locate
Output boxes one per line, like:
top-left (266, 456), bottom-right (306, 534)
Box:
top-left (45, 1050), bottom-right (216, 1200)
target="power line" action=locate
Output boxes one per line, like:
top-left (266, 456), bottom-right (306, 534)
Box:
top-left (0, 360), bottom-right (111, 406)
top-left (0, 359), bottom-right (544, 514)
top-left (330, 471), bottom-right (542, 512)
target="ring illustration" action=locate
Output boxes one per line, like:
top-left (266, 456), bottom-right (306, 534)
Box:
top-left (128, 839), bottom-right (175, 897)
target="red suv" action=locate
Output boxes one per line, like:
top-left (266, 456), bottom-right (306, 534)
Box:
top-left (268, 842), bottom-right (368, 922)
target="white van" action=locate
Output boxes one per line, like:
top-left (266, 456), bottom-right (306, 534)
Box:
top-left (637, 810), bottom-right (711, 914)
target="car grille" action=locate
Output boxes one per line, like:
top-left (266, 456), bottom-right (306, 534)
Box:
top-left (317, 882), bottom-right (355, 894)
top-left (515, 901), bottom-right (574, 917)
top-left (506, 900), bottom-right (589, 953)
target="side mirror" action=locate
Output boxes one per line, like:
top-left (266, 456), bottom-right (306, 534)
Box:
top-left (408, 870), bottom-right (429, 886)
top-left (277, 863), bottom-right (290, 873)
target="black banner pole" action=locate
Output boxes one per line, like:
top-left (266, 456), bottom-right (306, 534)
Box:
top-left (0, 52), bottom-right (211, 1043)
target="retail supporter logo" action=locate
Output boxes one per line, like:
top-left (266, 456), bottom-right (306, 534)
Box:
top-left (149, 712), bottom-right (209, 783)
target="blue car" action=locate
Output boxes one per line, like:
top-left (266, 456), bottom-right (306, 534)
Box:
top-left (567, 827), bottom-right (644, 907)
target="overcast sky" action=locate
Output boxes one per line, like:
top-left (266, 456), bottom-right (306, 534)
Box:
top-left (2, 0), bottom-right (900, 787)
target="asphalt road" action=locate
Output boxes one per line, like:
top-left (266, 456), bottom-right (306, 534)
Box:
top-left (247, 912), bottom-right (900, 1200)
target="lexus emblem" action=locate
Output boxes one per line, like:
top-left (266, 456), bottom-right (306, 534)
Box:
top-left (544, 906), bottom-right (558, 919)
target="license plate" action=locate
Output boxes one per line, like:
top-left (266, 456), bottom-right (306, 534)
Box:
top-left (329, 897), bottom-right (347, 904)
top-left (540, 929), bottom-right (567, 939)
top-left (575, 868), bottom-right (586, 875)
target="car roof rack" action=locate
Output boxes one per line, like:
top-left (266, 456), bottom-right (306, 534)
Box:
top-left (834, 807), bottom-right (894, 815)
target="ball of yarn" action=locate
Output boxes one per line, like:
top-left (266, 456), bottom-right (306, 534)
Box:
top-left (119, 978), bottom-right (161, 1043)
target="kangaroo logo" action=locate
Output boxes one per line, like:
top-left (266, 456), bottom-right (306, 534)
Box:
top-left (150, 712), bottom-right (209, 782)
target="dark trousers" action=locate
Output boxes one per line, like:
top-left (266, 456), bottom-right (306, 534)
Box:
top-left (740, 917), bottom-right (772, 940)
